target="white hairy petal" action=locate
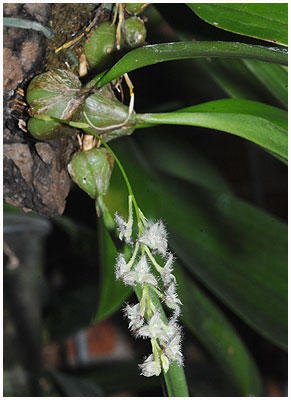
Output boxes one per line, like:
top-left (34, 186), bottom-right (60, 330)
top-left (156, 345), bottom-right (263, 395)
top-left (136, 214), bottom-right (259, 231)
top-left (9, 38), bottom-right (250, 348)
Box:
top-left (135, 255), bottom-right (158, 285)
top-left (139, 354), bottom-right (161, 377)
top-left (123, 255), bottom-right (158, 287)
top-left (115, 253), bottom-right (129, 280)
top-left (164, 333), bottom-right (183, 366)
top-left (159, 318), bottom-right (181, 343)
top-left (143, 273), bottom-right (159, 286)
top-left (172, 305), bottom-right (182, 319)
top-left (137, 311), bottom-right (164, 339)
top-left (124, 303), bottom-right (144, 330)
top-left (138, 220), bottom-right (168, 256)
top-left (115, 213), bottom-right (128, 242)
top-left (164, 282), bottom-right (182, 309)
top-left (122, 271), bottom-right (138, 286)
top-left (161, 253), bottom-right (176, 286)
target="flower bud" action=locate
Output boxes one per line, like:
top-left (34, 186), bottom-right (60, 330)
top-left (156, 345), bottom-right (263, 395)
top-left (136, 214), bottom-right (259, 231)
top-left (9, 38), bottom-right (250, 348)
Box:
top-left (123, 16), bottom-right (147, 48)
top-left (83, 21), bottom-right (117, 72)
top-left (67, 147), bottom-right (114, 199)
top-left (26, 69), bottom-right (83, 140)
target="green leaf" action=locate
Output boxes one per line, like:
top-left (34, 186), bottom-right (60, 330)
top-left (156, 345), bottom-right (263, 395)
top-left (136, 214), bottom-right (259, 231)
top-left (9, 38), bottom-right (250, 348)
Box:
top-left (95, 41), bottom-right (287, 87)
top-left (180, 99), bottom-right (287, 130)
top-left (188, 4), bottom-right (288, 46)
top-left (195, 58), bottom-right (273, 101)
top-left (139, 134), bottom-right (232, 194)
top-left (242, 60), bottom-right (288, 108)
top-left (137, 99), bottom-right (288, 161)
top-left (168, 199), bottom-right (288, 351)
top-left (154, 5), bottom-right (287, 107)
top-left (95, 221), bottom-right (132, 322)
top-left (175, 265), bottom-right (262, 396)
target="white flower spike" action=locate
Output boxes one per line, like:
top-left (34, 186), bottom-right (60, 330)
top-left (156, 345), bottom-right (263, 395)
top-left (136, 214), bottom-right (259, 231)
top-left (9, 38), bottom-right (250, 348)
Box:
top-left (114, 195), bottom-right (183, 377)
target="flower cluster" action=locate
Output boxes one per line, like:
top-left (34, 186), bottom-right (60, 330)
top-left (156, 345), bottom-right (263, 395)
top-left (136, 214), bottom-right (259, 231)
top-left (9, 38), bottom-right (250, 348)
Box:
top-left (114, 195), bottom-right (183, 377)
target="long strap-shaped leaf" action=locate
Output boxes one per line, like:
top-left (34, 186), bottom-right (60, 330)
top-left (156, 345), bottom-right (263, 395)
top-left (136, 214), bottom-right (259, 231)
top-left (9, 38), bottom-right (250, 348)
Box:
top-left (95, 41), bottom-right (287, 87)
top-left (136, 99), bottom-right (288, 162)
top-left (188, 4), bottom-right (288, 46)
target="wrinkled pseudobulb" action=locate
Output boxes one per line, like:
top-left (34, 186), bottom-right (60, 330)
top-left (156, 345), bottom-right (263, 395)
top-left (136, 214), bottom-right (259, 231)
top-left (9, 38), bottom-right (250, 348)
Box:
top-left (73, 84), bottom-right (136, 142)
top-left (26, 69), bottom-right (83, 140)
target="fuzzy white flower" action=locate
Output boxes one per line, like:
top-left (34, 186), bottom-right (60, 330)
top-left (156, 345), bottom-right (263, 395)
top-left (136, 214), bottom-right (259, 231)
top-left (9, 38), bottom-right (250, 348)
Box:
top-left (164, 282), bottom-right (182, 312)
top-left (139, 354), bottom-right (161, 377)
top-left (124, 303), bottom-right (144, 330)
top-left (122, 255), bottom-right (158, 287)
top-left (138, 220), bottom-right (168, 256)
top-left (161, 253), bottom-right (176, 286)
top-left (168, 317), bottom-right (182, 336)
top-left (159, 317), bottom-right (181, 344)
top-left (115, 212), bottom-right (127, 239)
top-left (114, 212), bottom-right (132, 243)
top-left (137, 310), bottom-right (165, 339)
top-left (115, 253), bottom-right (130, 280)
top-left (164, 333), bottom-right (183, 366)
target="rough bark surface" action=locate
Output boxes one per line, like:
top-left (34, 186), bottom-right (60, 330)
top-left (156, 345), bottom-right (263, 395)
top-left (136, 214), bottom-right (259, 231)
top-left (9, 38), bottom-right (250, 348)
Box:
top-left (3, 4), bottom-right (109, 217)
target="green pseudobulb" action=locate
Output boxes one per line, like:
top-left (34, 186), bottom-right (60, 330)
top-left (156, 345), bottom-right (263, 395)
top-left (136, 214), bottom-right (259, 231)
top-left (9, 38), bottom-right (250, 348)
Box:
top-left (26, 69), bottom-right (82, 140)
top-left (83, 21), bottom-right (117, 71)
top-left (123, 16), bottom-right (147, 48)
top-left (125, 3), bottom-right (149, 15)
top-left (73, 85), bottom-right (136, 142)
top-left (68, 147), bottom-right (114, 200)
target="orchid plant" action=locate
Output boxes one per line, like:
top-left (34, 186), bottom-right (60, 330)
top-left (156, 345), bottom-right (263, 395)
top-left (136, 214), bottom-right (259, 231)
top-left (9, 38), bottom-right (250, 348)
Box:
top-left (5, 2), bottom-right (287, 397)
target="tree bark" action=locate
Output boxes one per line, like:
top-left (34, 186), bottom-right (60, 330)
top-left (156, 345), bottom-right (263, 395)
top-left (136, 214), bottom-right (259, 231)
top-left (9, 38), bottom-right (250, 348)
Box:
top-left (3, 3), bottom-right (110, 217)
